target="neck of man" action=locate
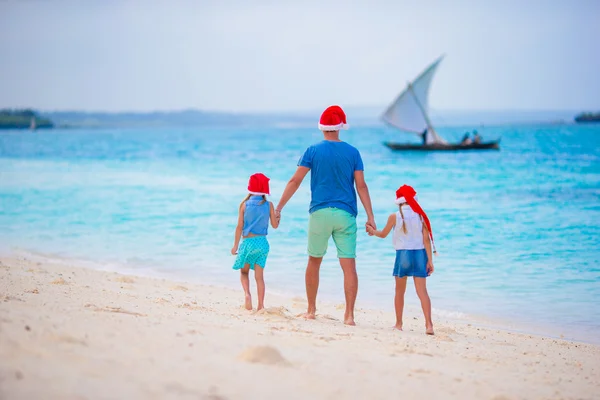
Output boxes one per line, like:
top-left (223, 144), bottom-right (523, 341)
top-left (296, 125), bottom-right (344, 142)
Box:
top-left (322, 131), bottom-right (341, 142)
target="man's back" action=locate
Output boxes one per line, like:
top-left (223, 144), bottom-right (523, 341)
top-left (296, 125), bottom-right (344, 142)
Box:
top-left (298, 140), bottom-right (364, 217)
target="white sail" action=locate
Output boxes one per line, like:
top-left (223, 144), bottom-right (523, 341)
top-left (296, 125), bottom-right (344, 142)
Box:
top-left (382, 56), bottom-right (447, 144)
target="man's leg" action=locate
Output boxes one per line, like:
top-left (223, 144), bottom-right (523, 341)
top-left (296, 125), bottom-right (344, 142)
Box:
top-left (304, 209), bottom-right (331, 319)
top-left (303, 256), bottom-right (323, 319)
top-left (339, 258), bottom-right (357, 325)
top-left (331, 209), bottom-right (358, 325)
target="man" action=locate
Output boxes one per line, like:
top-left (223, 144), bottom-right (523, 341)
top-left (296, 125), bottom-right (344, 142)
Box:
top-left (421, 128), bottom-right (428, 145)
top-left (275, 105), bottom-right (376, 325)
top-left (473, 130), bottom-right (482, 144)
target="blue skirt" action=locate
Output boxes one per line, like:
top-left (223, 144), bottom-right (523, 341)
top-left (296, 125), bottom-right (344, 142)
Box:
top-left (393, 249), bottom-right (429, 278)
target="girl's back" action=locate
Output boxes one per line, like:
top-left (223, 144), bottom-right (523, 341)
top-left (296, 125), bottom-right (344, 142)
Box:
top-left (243, 196), bottom-right (270, 236)
top-left (393, 206), bottom-right (424, 250)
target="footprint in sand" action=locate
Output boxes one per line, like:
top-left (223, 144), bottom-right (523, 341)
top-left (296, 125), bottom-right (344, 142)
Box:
top-left (50, 277), bottom-right (68, 285)
top-left (319, 336), bottom-right (336, 342)
top-left (170, 285), bottom-right (189, 292)
top-left (435, 334), bottom-right (454, 342)
top-left (253, 307), bottom-right (292, 320)
top-left (321, 314), bottom-right (339, 321)
top-left (437, 326), bottom-right (459, 335)
top-left (238, 346), bottom-right (289, 366)
top-left (179, 303), bottom-right (207, 311)
top-left (85, 304), bottom-right (145, 317)
top-left (411, 368), bottom-right (432, 374)
top-left (53, 334), bottom-right (88, 347)
top-left (114, 276), bottom-right (135, 284)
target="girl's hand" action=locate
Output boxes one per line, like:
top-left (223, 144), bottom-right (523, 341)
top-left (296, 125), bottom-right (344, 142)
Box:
top-left (231, 246), bottom-right (238, 255)
top-left (366, 225), bottom-right (376, 236)
top-left (426, 261), bottom-right (434, 276)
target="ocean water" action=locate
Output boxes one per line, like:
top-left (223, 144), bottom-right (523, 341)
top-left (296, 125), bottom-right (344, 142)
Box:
top-left (1, 124), bottom-right (599, 342)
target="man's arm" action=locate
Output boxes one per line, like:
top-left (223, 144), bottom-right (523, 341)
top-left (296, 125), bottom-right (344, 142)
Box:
top-left (354, 170), bottom-right (376, 230)
top-left (275, 166), bottom-right (310, 212)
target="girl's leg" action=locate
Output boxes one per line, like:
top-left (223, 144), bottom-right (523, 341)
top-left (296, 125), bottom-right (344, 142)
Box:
top-left (394, 277), bottom-right (408, 330)
top-left (414, 277), bottom-right (434, 334)
top-left (240, 264), bottom-right (252, 310)
top-left (254, 264), bottom-right (265, 311)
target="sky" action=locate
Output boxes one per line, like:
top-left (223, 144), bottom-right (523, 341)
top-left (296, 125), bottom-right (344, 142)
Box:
top-left (1, 0), bottom-right (599, 113)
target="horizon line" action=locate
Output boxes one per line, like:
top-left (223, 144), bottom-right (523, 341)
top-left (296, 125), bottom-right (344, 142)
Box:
top-left (1, 106), bottom-right (591, 115)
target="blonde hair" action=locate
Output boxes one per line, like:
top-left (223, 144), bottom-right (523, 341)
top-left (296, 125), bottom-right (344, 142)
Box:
top-left (240, 194), bottom-right (267, 209)
top-left (398, 203), bottom-right (425, 235)
top-left (398, 203), bottom-right (408, 234)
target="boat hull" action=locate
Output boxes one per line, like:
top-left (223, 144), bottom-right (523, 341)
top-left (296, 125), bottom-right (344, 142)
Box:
top-left (384, 141), bottom-right (500, 151)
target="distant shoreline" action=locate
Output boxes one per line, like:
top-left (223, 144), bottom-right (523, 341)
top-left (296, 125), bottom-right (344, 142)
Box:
top-left (1, 108), bottom-right (595, 130)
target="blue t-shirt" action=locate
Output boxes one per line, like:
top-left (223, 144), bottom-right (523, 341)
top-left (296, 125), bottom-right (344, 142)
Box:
top-left (298, 140), bottom-right (364, 217)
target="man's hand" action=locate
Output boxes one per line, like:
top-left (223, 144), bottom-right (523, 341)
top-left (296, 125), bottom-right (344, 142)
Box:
top-left (366, 225), bottom-right (376, 236)
top-left (366, 217), bottom-right (377, 232)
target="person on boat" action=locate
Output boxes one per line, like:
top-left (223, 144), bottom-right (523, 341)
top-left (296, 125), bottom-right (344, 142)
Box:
top-left (473, 131), bottom-right (482, 144)
top-left (421, 128), bottom-right (428, 145)
top-left (461, 132), bottom-right (472, 145)
top-left (275, 105), bottom-right (376, 326)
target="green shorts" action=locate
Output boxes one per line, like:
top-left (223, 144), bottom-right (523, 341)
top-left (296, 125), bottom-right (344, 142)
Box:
top-left (308, 207), bottom-right (357, 259)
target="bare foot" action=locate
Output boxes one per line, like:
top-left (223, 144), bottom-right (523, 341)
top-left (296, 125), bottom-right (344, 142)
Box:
top-left (257, 304), bottom-right (264, 312)
top-left (426, 324), bottom-right (434, 335)
top-left (297, 312), bottom-right (316, 320)
top-left (344, 317), bottom-right (356, 326)
top-left (244, 295), bottom-right (252, 310)
top-left (393, 324), bottom-right (403, 331)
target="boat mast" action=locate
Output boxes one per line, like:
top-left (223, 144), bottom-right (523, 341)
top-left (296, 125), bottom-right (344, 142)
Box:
top-left (407, 83), bottom-right (436, 136)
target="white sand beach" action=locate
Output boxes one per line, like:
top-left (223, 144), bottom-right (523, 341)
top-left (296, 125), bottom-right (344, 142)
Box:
top-left (1, 255), bottom-right (598, 400)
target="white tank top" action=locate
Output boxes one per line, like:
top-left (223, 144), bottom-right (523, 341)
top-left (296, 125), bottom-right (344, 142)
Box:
top-left (392, 207), bottom-right (425, 250)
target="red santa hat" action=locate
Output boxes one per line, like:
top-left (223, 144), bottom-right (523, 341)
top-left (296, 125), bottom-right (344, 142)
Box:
top-left (395, 185), bottom-right (437, 254)
top-left (248, 173), bottom-right (270, 196)
top-left (318, 105), bottom-right (349, 131)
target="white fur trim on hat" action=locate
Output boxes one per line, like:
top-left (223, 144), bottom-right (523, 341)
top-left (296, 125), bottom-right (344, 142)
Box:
top-left (318, 123), bottom-right (349, 131)
top-left (394, 195), bottom-right (418, 205)
top-left (249, 191), bottom-right (269, 196)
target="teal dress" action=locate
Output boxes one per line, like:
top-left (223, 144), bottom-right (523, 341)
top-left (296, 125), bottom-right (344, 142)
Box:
top-left (233, 196), bottom-right (270, 270)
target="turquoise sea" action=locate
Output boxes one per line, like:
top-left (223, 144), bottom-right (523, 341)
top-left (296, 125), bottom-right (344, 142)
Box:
top-left (1, 124), bottom-right (599, 343)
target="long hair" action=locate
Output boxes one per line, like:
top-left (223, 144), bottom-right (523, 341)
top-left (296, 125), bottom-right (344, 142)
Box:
top-left (398, 203), bottom-right (408, 234)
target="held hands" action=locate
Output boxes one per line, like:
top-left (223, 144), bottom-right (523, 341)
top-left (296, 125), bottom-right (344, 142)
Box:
top-left (366, 217), bottom-right (377, 236)
top-left (366, 224), bottom-right (376, 236)
top-left (427, 261), bottom-right (434, 276)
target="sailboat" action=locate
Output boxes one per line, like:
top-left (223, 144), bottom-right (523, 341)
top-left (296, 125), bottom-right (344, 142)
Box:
top-left (382, 56), bottom-right (500, 151)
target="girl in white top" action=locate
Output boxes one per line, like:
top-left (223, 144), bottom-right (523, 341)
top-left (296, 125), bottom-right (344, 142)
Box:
top-left (367, 185), bottom-right (436, 335)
